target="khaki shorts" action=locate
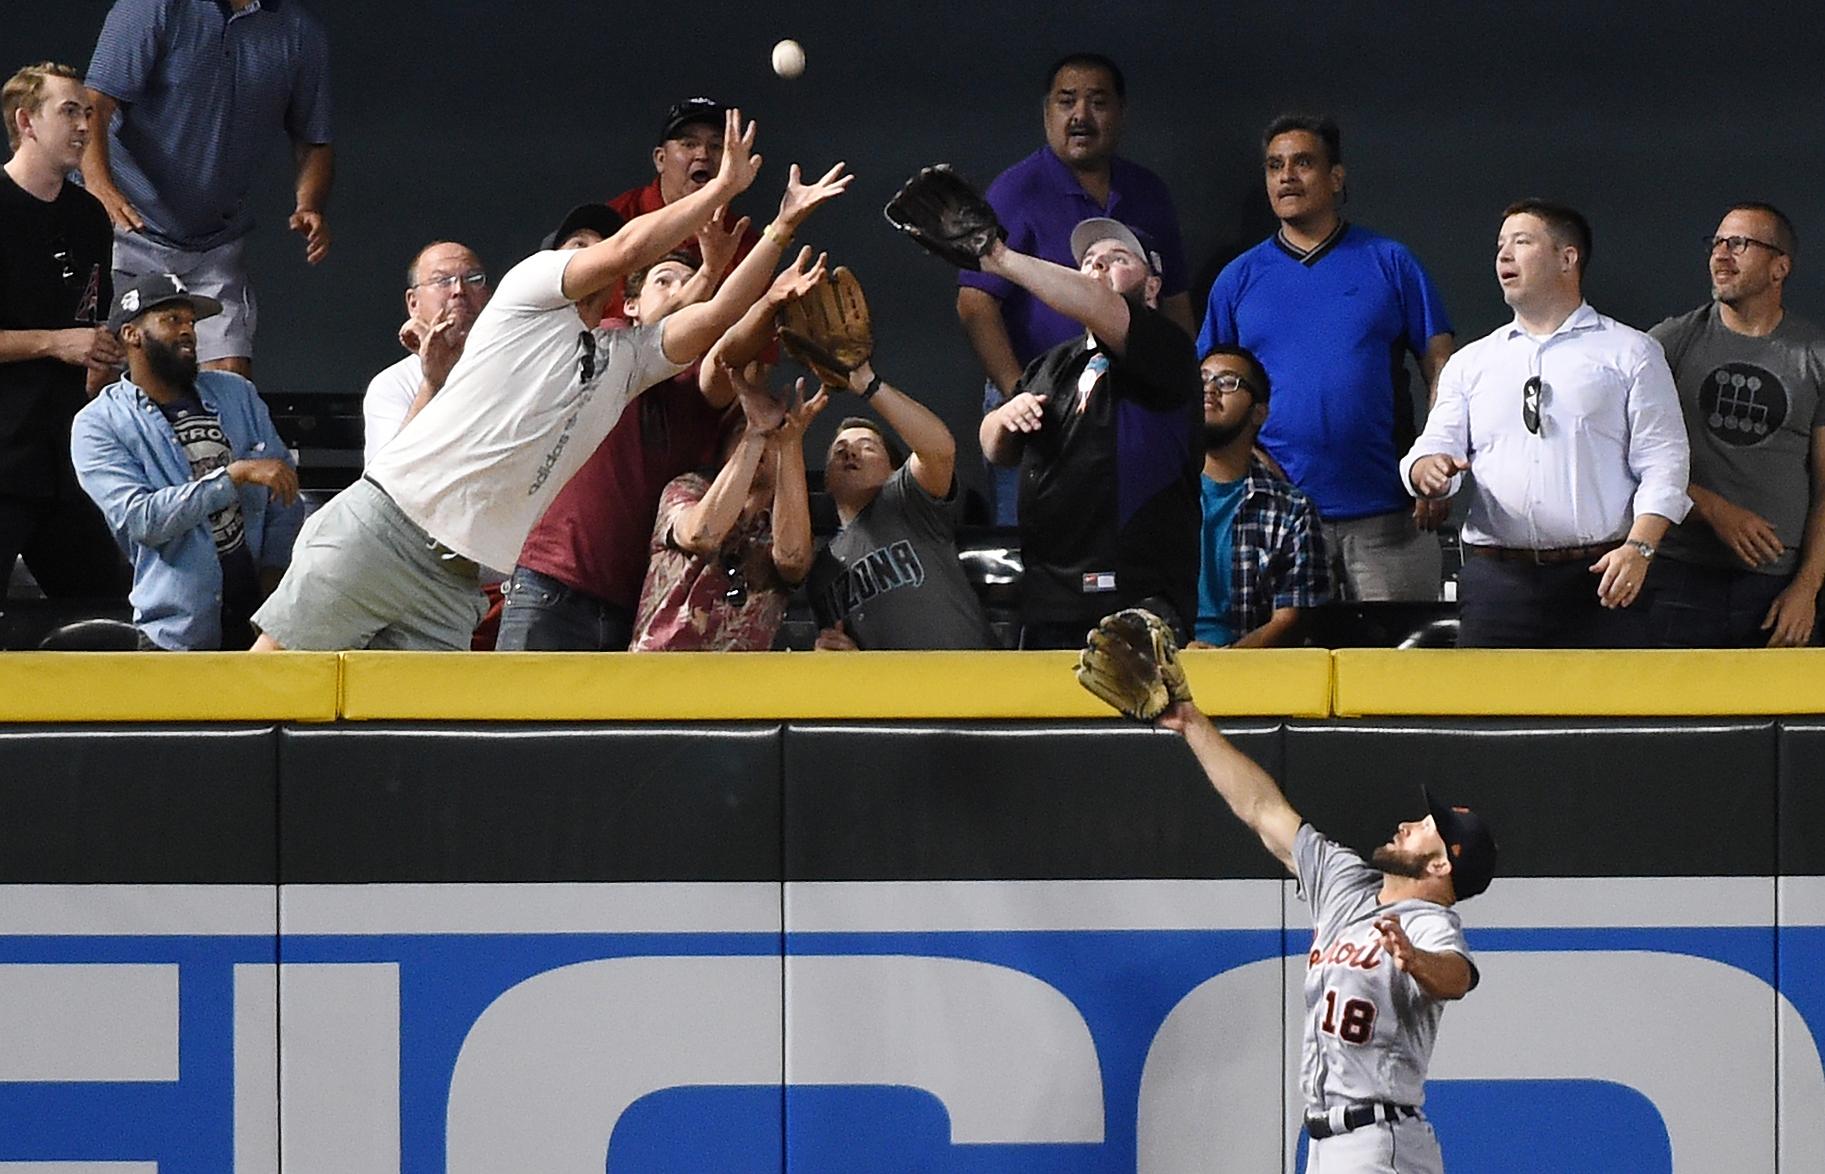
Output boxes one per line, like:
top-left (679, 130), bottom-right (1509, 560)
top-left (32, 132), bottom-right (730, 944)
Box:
top-left (252, 479), bottom-right (487, 651)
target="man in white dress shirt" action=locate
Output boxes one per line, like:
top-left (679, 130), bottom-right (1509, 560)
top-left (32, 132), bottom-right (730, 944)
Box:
top-left (1401, 200), bottom-right (1690, 647)
top-left (362, 240), bottom-right (489, 465)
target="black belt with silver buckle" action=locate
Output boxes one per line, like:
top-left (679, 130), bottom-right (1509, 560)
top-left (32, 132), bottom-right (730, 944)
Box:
top-left (1304, 1102), bottom-right (1419, 1139)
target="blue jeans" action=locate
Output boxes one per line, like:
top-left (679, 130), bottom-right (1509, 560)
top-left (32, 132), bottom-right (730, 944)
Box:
top-left (1646, 557), bottom-right (1799, 648)
top-left (494, 567), bottom-right (634, 651)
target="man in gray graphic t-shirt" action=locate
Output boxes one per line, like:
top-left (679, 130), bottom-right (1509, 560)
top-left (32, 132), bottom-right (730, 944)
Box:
top-left (808, 360), bottom-right (996, 651)
top-left (1650, 203), bottom-right (1825, 647)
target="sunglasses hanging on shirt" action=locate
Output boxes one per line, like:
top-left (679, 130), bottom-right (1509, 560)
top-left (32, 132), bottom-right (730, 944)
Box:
top-left (1522, 375), bottom-right (1543, 435)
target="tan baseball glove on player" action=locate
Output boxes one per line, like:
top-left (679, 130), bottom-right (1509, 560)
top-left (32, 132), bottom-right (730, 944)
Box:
top-left (1075, 608), bottom-right (1194, 722)
top-left (777, 265), bottom-right (872, 390)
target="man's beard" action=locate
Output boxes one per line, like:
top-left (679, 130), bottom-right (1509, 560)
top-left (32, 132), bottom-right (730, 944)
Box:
top-left (142, 334), bottom-right (198, 389)
top-left (1370, 844), bottom-right (1433, 879)
top-left (1203, 418), bottom-right (1251, 452)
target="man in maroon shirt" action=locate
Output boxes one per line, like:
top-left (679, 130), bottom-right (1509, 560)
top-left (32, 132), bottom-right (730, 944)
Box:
top-left (497, 228), bottom-right (819, 650)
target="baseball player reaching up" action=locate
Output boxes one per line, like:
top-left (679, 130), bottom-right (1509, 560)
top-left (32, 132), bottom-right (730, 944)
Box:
top-left (1075, 610), bottom-right (1498, 1173)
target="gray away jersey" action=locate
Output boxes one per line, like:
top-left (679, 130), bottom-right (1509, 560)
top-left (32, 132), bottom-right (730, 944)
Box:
top-left (1293, 823), bottom-right (1476, 1112)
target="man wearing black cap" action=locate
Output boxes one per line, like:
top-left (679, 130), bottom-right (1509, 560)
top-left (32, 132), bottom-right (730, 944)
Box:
top-left (70, 274), bottom-right (303, 649)
top-left (977, 215), bottom-right (1202, 649)
top-left (1157, 694), bottom-right (1496, 1173)
top-left (250, 111), bottom-right (853, 650)
top-left (604, 98), bottom-right (763, 301)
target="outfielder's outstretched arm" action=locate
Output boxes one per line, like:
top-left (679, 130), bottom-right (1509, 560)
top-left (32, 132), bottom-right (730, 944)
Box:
top-left (1158, 701), bottom-right (1302, 873)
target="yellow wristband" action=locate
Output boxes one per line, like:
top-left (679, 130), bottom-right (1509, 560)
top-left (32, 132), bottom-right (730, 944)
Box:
top-left (762, 222), bottom-right (792, 249)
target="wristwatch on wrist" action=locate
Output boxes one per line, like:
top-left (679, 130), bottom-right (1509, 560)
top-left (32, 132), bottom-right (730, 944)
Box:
top-left (1625, 539), bottom-right (1656, 560)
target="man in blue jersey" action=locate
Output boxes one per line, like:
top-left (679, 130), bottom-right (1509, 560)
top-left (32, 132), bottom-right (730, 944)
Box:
top-left (1199, 114), bottom-right (1454, 602)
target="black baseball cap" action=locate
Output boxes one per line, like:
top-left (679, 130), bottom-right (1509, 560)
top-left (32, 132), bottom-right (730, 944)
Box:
top-left (661, 97), bottom-right (724, 142)
top-left (107, 273), bottom-right (223, 334)
top-left (1424, 787), bottom-right (1498, 901)
top-left (542, 203), bottom-right (626, 252)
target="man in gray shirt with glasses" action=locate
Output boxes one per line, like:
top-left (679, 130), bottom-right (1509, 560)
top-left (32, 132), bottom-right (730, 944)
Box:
top-left (1648, 203), bottom-right (1825, 647)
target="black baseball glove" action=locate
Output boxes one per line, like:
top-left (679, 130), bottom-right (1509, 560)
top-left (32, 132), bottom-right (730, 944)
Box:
top-left (883, 165), bottom-right (1007, 271)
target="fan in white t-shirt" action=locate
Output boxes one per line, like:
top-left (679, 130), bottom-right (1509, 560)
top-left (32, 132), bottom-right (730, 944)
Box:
top-left (250, 110), bottom-right (854, 651)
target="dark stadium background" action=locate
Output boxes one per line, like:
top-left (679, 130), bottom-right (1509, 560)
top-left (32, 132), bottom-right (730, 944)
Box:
top-left (26, 1), bottom-right (1825, 499)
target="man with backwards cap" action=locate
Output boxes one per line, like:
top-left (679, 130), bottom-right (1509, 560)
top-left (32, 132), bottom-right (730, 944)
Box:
top-left (250, 110), bottom-right (853, 650)
top-left (1156, 686), bottom-right (1496, 1173)
top-left (978, 216), bottom-right (1202, 649)
top-left (71, 273), bottom-right (303, 649)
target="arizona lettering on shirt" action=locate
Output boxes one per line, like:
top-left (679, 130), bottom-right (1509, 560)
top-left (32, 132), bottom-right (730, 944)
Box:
top-left (817, 539), bottom-right (925, 621)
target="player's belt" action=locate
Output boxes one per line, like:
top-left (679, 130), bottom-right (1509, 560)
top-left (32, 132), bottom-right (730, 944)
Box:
top-left (1303, 1102), bottom-right (1419, 1139)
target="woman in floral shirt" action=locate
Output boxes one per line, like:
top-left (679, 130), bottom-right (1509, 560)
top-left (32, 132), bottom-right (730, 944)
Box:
top-left (630, 370), bottom-right (823, 650)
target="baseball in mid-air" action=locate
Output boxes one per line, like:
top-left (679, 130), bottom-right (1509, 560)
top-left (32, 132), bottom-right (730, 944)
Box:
top-left (772, 39), bottom-right (806, 79)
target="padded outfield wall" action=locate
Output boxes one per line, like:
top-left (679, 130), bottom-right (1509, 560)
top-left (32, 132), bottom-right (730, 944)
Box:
top-left (0, 650), bottom-right (1821, 1173)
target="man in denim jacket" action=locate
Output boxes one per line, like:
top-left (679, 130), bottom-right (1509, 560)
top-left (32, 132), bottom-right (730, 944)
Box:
top-left (71, 274), bottom-right (303, 649)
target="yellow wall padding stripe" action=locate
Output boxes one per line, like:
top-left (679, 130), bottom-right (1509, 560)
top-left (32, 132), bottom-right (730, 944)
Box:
top-left (338, 648), bottom-right (1336, 721)
top-left (1333, 648), bottom-right (1825, 717)
top-left (0, 652), bottom-right (340, 722)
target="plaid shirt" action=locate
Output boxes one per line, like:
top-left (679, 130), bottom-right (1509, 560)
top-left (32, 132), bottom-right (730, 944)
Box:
top-left (1210, 457), bottom-right (1332, 640)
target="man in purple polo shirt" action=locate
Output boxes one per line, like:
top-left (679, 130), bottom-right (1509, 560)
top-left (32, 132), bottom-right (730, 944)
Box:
top-left (957, 52), bottom-right (1192, 525)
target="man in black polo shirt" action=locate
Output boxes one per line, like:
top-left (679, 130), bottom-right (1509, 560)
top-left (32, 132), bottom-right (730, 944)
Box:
top-left (979, 217), bottom-right (1201, 648)
top-left (0, 62), bottom-right (129, 600)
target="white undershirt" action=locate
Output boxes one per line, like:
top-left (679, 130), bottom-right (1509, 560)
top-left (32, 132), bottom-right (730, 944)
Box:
top-left (361, 352), bottom-right (421, 466)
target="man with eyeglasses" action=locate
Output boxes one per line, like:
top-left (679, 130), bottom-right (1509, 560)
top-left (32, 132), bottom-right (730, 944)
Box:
top-left (362, 241), bottom-right (490, 465)
top-left (0, 62), bottom-right (130, 603)
top-left (1400, 200), bottom-right (1689, 648)
top-left (1188, 346), bottom-right (1330, 648)
top-left (1646, 205), bottom-right (1825, 647)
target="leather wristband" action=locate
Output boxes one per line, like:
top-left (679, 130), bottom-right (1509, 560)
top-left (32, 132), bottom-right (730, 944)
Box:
top-left (858, 373), bottom-right (883, 400)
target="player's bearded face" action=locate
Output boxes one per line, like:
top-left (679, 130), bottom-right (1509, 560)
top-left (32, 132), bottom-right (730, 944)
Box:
top-left (1371, 843), bottom-right (1435, 879)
